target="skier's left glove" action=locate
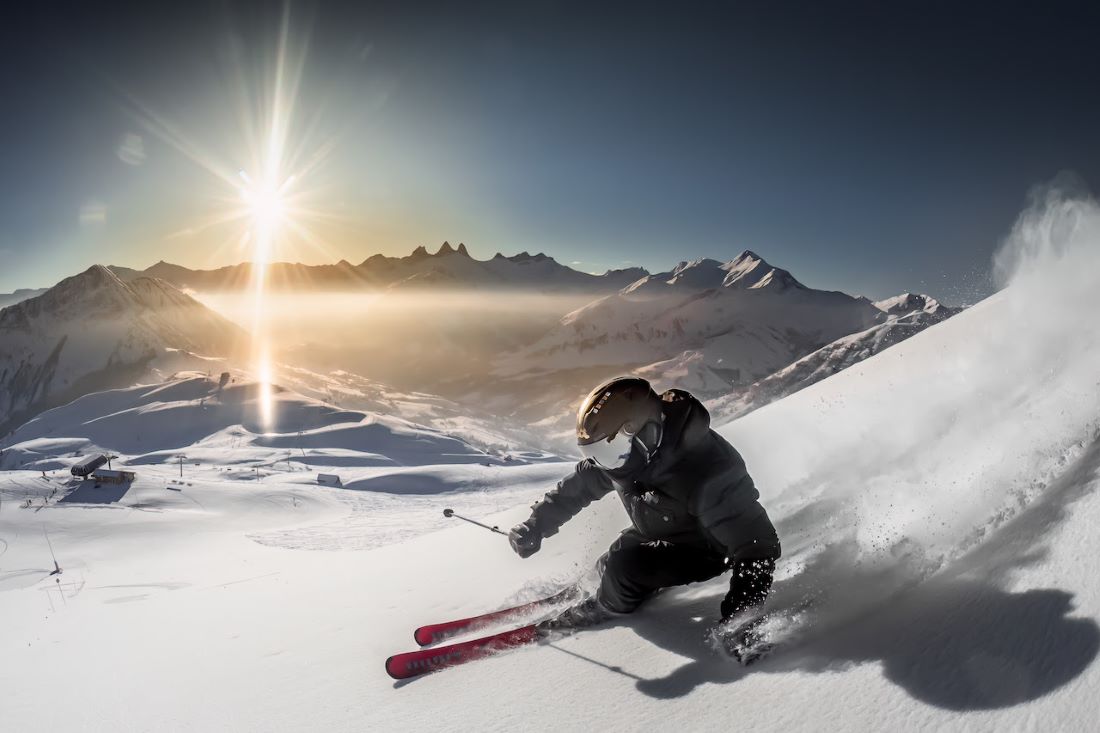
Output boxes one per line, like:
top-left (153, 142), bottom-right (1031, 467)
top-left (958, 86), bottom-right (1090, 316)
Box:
top-left (508, 520), bottom-right (542, 558)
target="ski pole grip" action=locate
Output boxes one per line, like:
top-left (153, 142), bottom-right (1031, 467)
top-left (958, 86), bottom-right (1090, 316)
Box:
top-left (443, 508), bottom-right (454, 518)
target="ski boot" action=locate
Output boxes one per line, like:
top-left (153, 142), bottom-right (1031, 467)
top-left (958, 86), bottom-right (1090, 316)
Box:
top-left (536, 596), bottom-right (622, 640)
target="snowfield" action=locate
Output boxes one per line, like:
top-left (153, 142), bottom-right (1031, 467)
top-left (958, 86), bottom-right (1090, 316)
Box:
top-left (2, 191), bottom-right (1100, 731)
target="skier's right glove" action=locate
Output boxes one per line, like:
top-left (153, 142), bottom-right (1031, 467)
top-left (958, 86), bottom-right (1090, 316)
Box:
top-left (508, 520), bottom-right (542, 558)
top-left (720, 557), bottom-right (776, 621)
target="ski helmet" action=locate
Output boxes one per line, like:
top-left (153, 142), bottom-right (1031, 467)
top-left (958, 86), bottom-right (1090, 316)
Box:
top-left (576, 376), bottom-right (663, 469)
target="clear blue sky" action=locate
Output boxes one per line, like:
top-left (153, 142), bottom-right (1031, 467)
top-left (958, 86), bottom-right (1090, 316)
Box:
top-left (2, 1), bottom-right (1099, 302)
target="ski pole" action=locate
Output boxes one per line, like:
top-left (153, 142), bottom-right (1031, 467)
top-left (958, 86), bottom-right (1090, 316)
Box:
top-left (442, 508), bottom-right (507, 536)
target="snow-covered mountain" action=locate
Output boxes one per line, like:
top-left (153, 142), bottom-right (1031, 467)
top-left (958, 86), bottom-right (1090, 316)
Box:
top-left (458, 252), bottom-right (889, 451)
top-left (703, 290), bottom-right (962, 421)
top-left (873, 292), bottom-right (957, 319)
top-left (0, 265), bottom-right (245, 435)
top-left (623, 250), bottom-right (804, 295)
top-left (707, 302), bottom-right (960, 422)
top-left (110, 242), bottom-right (649, 294)
top-left (496, 251), bottom-right (883, 384)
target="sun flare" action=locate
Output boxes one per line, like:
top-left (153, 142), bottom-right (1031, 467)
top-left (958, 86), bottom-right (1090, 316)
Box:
top-left (121, 7), bottom-right (336, 431)
top-left (240, 163), bottom-right (296, 431)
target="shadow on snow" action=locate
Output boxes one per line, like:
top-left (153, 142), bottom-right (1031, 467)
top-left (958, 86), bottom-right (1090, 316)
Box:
top-left (58, 479), bottom-right (133, 504)
top-left (564, 434), bottom-right (1100, 712)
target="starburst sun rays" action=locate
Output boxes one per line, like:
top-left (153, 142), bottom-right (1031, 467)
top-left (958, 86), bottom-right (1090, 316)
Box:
top-left (124, 7), bottom-right (343, 430)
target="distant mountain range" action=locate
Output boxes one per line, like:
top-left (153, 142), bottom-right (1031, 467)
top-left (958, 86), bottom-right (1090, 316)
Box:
top-left (0, 246), bottom-right (962, 452)
top-left (0, 265), bottom-right (244, 435)
top-left (0, 287), bottom-right (48, 310)
top-left (622, 250), bottom-right (805, 295)
top-left (495, 251), bottom-right (884, 381)
top-left (109, 242), bottom-right (649, 294)
top-left (471, 252), bottom-right (962, 446)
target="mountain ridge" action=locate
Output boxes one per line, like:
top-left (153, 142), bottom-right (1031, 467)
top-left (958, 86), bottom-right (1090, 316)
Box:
top-left (108, 242), bottom-right (652, 294)
top-left (0, 265), bottom-right (246, 435)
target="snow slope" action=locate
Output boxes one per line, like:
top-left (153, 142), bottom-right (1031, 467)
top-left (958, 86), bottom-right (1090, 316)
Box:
top-left (2, 190), bottom-right (1099, 731)
top-left (0, 374), bottom-right (525, 474)
top-left (274, 364), bottom-right (558, 459)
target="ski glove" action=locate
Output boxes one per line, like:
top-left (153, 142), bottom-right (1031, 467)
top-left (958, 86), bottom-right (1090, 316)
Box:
top-left (508, 521), bottom-right (542, 558)
top-left (721, 558), bottom-right (776, 621)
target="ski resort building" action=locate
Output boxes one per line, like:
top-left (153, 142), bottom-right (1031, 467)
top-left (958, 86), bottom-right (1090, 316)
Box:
top-left (71, 454), bottom-right (108, 477)
top-left (90, 469), bottom-right (136, 485)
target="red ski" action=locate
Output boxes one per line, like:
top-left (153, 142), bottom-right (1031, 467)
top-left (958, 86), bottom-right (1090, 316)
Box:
top-left (413, 587), bottom-right (576, 646)
top-left (386, 625), bottom-right (540, 680)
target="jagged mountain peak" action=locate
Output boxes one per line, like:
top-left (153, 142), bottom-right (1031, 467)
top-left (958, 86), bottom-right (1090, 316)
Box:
top-left (78, 263), bottom-right (124, 284)
top-left (407, 242), bottom-right (472, 259)
top-left (503, 251), bottom-right (554, 264)
top-left (727, 249), bottom-right (765, 266)
top-left (720, 251), bottom-right (805, 291)
top-left (24, 264), bottom-right (134, 312)
top-left (874, 292), bottom-right (951, 318)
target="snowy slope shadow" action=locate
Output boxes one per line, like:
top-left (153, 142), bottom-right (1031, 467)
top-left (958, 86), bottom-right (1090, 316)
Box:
top-left (618, 576), bottom-right (1097, 710)
top-left (597, 435), bottom-right (1100, 710)
top-left (58, 479), bottom-right (133, 504)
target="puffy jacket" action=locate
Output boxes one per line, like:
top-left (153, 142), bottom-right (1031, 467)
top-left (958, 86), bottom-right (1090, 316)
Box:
top-left (528, 389), bottom-right (781, 562)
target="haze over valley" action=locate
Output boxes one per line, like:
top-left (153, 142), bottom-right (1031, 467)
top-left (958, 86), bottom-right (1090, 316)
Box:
top-left (1, 241), bottom-right (961, 456)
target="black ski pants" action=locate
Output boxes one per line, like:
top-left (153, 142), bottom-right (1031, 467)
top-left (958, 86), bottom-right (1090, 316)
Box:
top-left (596, 529), bottom-right (774, 615)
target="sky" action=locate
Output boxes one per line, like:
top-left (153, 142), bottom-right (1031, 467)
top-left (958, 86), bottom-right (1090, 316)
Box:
top-left (2, 1), bottom-right (1100, 301)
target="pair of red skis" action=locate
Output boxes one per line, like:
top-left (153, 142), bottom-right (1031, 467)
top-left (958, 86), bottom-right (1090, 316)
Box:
top-left (385, 588), bottom-right (576, 680)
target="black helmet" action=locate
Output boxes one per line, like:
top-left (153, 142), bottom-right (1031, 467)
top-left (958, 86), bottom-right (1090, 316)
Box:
top-left (576, 376), bottom-right (663, 469)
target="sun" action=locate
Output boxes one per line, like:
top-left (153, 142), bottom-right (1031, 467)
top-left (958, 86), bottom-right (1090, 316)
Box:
top-left (240, 173), bottom-right (284, 235)
top-left (238, 170), bottom-right (294, 267)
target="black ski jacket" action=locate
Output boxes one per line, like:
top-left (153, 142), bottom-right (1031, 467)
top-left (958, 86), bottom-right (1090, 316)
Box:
top-left (528, 389), bottom-right (780, 562)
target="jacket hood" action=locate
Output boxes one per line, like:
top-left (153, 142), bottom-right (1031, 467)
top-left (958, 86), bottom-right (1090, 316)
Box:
top-left (659, 389), bottom-right (711, 454)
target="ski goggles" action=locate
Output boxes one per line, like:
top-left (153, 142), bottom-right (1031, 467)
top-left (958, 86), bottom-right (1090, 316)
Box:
top-left (579, 419), bottom-right (663, 470)
top-left (579, 430), bottom-right (637, 469)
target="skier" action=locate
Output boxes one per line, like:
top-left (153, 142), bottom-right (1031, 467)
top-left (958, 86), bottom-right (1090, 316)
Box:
top-left (509, 376), bottom-right (781, 633)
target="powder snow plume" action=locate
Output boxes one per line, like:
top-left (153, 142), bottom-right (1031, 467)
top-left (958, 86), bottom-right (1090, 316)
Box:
top-left (719, 183), bottom-right (1100, 643)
